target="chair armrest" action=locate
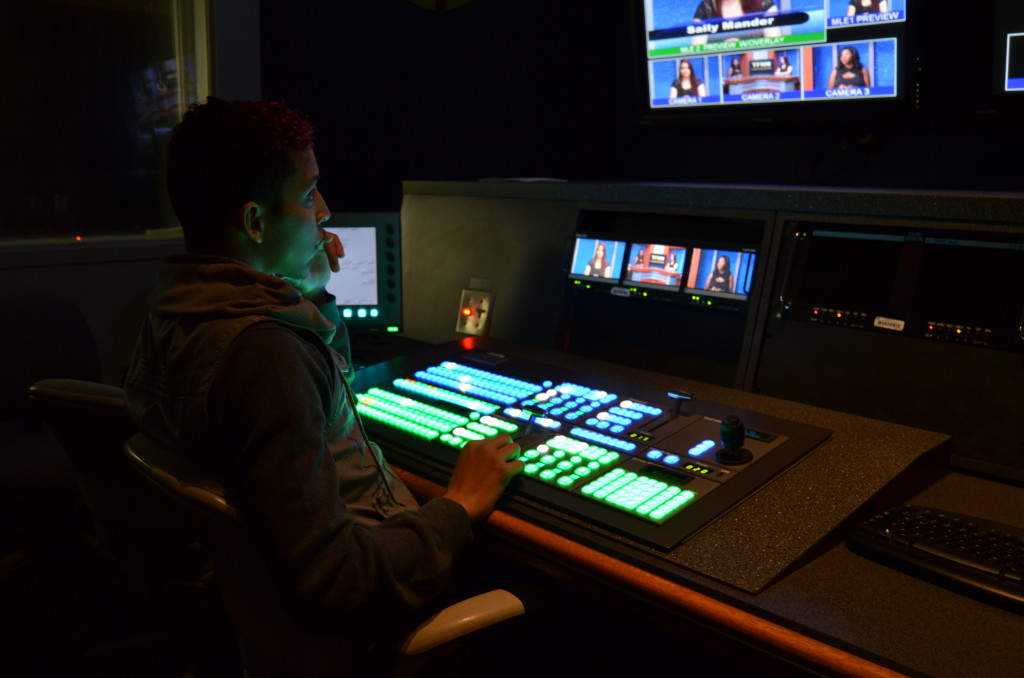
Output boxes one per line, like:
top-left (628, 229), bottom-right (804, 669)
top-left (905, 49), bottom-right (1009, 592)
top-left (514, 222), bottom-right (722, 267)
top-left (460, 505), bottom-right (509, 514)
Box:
top-left (399, 589), bottom-right (525, 656)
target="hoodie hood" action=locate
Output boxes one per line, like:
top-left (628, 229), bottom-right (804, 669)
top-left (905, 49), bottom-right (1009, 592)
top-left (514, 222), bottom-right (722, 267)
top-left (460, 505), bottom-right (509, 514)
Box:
top-left (152, 253), bottom-right (337, 345)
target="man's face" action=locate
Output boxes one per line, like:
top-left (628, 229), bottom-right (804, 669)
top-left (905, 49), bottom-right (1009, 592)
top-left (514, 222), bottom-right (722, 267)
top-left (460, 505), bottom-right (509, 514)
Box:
top-left (258, 149), bottom-right (330, 281)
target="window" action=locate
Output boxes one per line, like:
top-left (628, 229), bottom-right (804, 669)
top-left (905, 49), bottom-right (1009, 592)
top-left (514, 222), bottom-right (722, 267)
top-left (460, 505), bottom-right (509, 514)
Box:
top-left (1, 0), bottom-right (210, 242)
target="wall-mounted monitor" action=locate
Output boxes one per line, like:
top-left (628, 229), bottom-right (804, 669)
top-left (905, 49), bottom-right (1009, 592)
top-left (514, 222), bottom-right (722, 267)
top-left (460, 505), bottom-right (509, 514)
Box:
top-left (989, 1), bottom-right (1024, 110)
top-left (635, 0), bottom-right (919, 125)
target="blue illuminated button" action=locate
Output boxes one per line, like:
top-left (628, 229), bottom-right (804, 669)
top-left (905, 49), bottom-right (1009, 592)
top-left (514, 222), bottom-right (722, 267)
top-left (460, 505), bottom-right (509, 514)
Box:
top-left (618, 400), bottom-right (664, 417)
top-left (646, 449), bottom-right (665, 461)
top-left (570, 427), bottom-right (637, 453)
top-left (687, 439), bottom-right (717, 457)
top-left (664, 454), bottom-right (680, 465)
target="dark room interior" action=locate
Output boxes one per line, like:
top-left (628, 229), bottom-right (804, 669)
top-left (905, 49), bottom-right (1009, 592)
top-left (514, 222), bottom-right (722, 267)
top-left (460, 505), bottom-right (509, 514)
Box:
top-left (1, 2), bottom-right (1022, 677)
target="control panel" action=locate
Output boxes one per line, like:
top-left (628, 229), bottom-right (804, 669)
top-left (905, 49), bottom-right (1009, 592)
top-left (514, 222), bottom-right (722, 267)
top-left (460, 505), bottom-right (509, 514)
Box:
top-left (355, 347), bottom-right (832, 551)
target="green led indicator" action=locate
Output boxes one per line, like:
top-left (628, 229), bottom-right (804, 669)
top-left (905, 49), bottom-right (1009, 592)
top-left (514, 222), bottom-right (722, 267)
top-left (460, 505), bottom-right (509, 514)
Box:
top-left (386, 326), bottom-right (400, 333)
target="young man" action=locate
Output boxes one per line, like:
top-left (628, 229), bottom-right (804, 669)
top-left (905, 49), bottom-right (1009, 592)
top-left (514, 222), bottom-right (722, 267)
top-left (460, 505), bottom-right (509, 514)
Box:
top-left (125, 98), bottom-right (523, 647)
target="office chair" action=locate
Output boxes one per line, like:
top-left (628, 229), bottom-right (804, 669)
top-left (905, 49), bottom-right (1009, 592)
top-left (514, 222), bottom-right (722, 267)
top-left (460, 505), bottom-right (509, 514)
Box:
top-left (124, 432), bottom-right (526, 678)
top-left (27, 379), bottom-right (208, 605)
top-left (0, 295), bottom-right (102, 577)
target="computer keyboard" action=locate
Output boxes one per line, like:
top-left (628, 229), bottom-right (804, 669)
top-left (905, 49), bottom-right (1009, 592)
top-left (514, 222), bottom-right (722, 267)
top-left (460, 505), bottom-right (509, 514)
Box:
top-left (848, 505), bottom-right (1024, 613)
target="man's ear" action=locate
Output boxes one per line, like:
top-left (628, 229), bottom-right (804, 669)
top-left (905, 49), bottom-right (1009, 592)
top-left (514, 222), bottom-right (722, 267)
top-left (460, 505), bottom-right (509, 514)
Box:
top-left (242, 201), bottom-right (265, 243)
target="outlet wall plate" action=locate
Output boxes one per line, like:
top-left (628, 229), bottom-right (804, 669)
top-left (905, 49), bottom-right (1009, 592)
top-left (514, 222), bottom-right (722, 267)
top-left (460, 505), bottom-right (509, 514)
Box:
top-left (456, 289), bottom-right (494, 336)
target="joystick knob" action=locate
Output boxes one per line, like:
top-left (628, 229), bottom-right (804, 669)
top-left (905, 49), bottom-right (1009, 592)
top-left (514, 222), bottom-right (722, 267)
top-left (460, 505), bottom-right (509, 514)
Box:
top-left (715, 415), bottom-right (753, 465)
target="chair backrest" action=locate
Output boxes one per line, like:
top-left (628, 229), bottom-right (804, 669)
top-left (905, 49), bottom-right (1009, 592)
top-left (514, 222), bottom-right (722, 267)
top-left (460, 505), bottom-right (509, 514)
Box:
top-left (124, 433), bottom-right (365, 678)
top-left (27, 380), bottom-right (176, 530)
top-left (28, 379), bottom-right (204, 600)
top-left (1, 295), bottom-right (101, 426)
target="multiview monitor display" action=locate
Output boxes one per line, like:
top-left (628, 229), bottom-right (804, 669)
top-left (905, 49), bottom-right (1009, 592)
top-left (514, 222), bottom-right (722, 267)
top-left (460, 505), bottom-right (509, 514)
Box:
top-left (642, 0), bottom-right (906, 110)
top-left (568, 235), bottom-right (758, 305)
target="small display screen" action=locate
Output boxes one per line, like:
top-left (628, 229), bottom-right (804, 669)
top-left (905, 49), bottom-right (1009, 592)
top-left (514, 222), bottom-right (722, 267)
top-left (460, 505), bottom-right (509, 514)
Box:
top-left (995, 1), bottom-right (1024, 93)
top-left (325, 227), bottom-right (377, 306)
top-left (685, 248), bottom-right (757, 300)
top-left (569, 236), bottom-right (627, 281)
top-left (627, 243), bottom-right (687, 290)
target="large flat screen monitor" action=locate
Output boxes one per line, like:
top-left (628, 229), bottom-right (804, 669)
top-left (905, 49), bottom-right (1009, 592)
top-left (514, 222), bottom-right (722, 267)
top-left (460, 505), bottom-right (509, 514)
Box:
top-left (637, 0), bottom-right (917, 124)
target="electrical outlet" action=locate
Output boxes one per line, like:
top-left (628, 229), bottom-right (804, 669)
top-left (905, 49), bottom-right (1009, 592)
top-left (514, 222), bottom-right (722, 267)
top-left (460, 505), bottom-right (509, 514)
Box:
top-left (456, 289), bottom-right (494, 336)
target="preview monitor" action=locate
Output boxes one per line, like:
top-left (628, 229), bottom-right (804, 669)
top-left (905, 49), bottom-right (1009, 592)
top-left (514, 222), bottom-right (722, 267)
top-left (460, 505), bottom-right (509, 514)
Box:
top-left (626, 242), bottom-right (687, 290)
top-left (568, 236), bottom-right (627, 282)
top-left (685, 248), bottom-right (758, 301)
top-left (638, 0), bottom-right (914, 122)
top-left (323, 212), bottom-right (402, 334)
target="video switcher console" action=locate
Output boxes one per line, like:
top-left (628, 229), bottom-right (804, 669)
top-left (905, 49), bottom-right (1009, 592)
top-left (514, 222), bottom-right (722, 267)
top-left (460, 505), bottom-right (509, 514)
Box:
top-left (355, 346), bottom-right (832, 551)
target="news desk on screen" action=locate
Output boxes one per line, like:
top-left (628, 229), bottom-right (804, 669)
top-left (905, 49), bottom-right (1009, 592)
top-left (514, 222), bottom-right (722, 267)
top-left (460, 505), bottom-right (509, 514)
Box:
top-left (724, 74), bottom-right (800, 94)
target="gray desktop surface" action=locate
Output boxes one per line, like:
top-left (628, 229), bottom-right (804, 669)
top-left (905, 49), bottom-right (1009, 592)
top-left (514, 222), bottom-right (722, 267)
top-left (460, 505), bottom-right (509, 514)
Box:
top-left (439, 340), bottom-right (950, 593)
top-left (361, 339), bottom-right (1023, 678)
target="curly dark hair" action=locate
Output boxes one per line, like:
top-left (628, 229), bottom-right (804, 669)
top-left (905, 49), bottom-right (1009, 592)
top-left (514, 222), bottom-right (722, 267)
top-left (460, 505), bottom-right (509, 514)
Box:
top-left (166, 97), bottom-right (315, 252)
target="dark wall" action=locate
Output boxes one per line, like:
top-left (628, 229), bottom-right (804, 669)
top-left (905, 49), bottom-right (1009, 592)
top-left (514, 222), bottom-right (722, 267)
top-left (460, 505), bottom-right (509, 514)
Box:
top-left (260, 1), bottom-right (1023, 212)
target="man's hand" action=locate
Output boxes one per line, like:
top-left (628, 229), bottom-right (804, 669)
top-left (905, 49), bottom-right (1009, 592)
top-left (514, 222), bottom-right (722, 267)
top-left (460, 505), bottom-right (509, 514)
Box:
top-left (282, 231), bottom-right (344, 302)
top-left (443, 434), bottom-right (524, 522)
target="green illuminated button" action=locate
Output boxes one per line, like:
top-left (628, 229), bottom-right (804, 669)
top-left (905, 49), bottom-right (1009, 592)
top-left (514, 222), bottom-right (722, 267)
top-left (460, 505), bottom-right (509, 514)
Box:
top-left (391, 378), bottom-right (499, 414)
top-left (579, 469), bottom-right (698, 524)
top-left (478, 415), bottom-right (518, 434)
top-left (518, 436), bottom-right (622, 492)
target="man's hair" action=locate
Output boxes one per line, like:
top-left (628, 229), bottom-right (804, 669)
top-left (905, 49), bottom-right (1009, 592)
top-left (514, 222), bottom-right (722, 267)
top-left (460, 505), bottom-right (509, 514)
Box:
top-left (166, 97), bottom-right (315, 252)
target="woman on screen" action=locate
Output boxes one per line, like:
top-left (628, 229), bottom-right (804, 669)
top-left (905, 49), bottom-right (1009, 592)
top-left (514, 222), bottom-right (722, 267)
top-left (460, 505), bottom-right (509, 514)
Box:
top-left (693, 0), bottom-right (777, 20)
top-left (728, 56), bottom-right (743, 78)
top-left (828, 46), bottom-right (871, 89)
top-left (584, 241), bottom-right (613, 278)
top-left (669, 59), bottom-right (708, 99)
top-left (705, 255), bottom-right (734, 293)
top-left (847, 0), bottom-right (888, 15)
top-left (775, 53), bottom-right (792, 76)
top-left (691, 1), bottom-right (780, 45)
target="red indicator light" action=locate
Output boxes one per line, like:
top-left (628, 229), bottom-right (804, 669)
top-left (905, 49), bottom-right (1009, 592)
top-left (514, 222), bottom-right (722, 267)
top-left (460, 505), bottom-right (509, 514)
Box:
top-left (75, 235), bottom-right (83, 241)
top-left (461, 307), bottom-right (473, 317)
top-left (813, 309), bottom-right (819, 315)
